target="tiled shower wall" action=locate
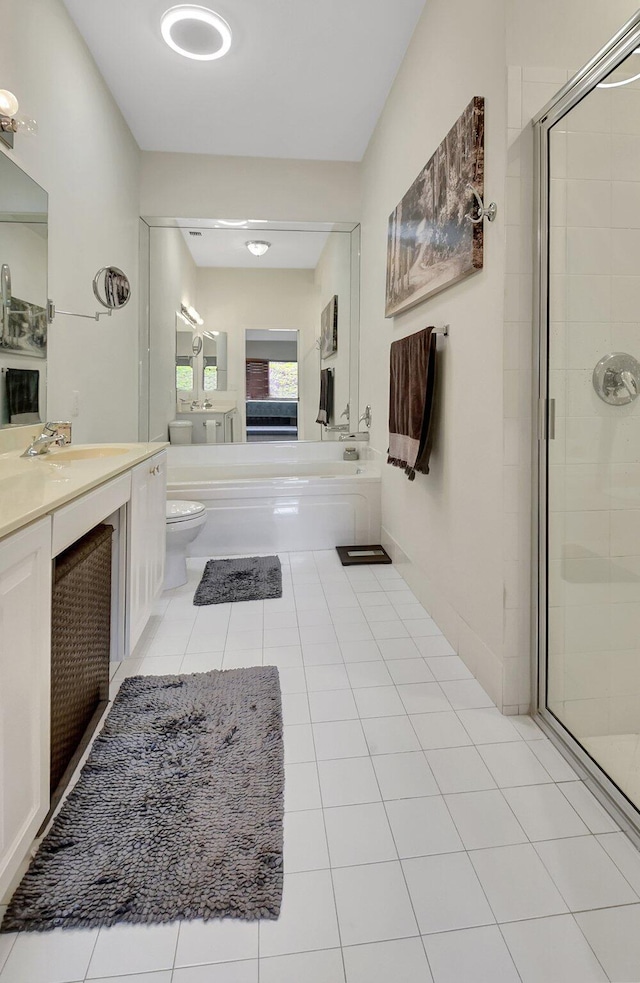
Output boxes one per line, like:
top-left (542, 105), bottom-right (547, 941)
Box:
top-left (507, 62), bottom-right (640, 735)
top-left (547, 75), bottom-right (640, 739)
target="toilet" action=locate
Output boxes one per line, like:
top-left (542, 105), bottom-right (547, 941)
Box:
top-left (164, 500), bottom-right (207, 590)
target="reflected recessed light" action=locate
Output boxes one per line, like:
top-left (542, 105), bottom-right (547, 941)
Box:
top-left (246, 240), bottom-right (271, 257)
top-left (161, 5), bottom-right (232, 62)
top-left (217, 219), bottom-right (248, 227)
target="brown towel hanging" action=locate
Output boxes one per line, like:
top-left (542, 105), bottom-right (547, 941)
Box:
top-left (388, 327), bottom-right (437, 480)
top-left (316, 367), bottom-right (333, 425)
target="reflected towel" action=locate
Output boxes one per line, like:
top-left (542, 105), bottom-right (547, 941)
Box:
top-left (388, 327), bottom-right (437, 480)
top-left (6, 367), bottom-right (40, 424)
top-left (316, 368), bottom-right (333, 425)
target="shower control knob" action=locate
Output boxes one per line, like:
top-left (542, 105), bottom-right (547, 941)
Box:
top-left (593, 352), bottom-right (640, 405)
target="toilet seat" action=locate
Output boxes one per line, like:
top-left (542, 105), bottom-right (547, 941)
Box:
top-left (166, 500), bottom-right (206, 524)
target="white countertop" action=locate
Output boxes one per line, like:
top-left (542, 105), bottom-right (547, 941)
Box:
top-left (0, 442), bottom-right (168, 541)
top-left (177, 403), bottom-right (237, 415)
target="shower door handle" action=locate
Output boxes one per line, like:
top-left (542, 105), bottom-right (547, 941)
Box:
top-left (539, 398), bottom-right (556, 440)
top-left (548, 398), bottom-right (556, 440)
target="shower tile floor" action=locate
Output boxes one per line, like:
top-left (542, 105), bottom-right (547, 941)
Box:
top-left (2, 551), bottom-right (640, 982)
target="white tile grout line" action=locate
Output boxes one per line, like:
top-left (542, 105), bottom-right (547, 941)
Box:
top-left (278, 552), bottom-right (347, 982)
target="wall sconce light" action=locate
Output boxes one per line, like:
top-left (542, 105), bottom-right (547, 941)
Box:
top-left (179, 303), bottom-right (204, 327)
top-left (192, 335), bottom-right (203, 355)
top-left (0, 89), bottom-right (37, 150)
top-left (0, 90), bottom-right (19, 149)
top-left (246, 240), bottom-right (271, 257)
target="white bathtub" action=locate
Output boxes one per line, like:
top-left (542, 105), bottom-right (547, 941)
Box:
top-left (166, 443), bottom-right (381, 556)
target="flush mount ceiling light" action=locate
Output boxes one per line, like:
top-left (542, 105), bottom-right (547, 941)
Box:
top-left (598, 48), bottom-right (640, 87)
top-left (246, 240), bottom-right (271, 257)
top-left (161, 5), bottom-right (232, 62)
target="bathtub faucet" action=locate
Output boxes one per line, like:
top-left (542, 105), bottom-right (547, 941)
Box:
top-left (338, 431), bottom-right (370, 442)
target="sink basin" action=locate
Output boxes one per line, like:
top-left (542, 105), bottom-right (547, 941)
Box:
top-left (47, 446), bottom-right (131, 462)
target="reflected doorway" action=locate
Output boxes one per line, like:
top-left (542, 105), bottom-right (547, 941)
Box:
top-left (245, 329), bottom-right (299, 442)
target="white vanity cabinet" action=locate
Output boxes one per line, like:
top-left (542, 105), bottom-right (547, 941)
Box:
top-left (0, 443), bottom-right (168, 899)
top-left (0, 516), bottom-right (52, 897)
top-left (127, 450), bottom-right (167, 653)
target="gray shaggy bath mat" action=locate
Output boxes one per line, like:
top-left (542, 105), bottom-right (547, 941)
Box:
top-left (2, 667), bottom-right (284, 932)
top-left (194, 555), bottom-right (282, 605)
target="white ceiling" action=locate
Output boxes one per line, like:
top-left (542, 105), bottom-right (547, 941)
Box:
top-left (181, 227), bottom-right (331, 268)
top-left (62, 0), bottom-right (425, 161)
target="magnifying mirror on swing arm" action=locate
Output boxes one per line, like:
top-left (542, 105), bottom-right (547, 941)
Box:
top-left (49, 266), bottom-right (132, 322)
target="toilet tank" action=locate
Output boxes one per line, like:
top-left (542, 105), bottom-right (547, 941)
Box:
top-left (169, 420), bottom-right (193, 445)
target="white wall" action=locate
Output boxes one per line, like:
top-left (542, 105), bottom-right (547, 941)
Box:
top-left (195, 267), bottom-right (316, 439)
top-left (148, 228), bottom-right (197, 442)
top-left (140, 153), bottom-right (361, 224)
top-left (1, 0), bottom-right (140, 442)
top-left (359, 0), bottom-right (509, 706)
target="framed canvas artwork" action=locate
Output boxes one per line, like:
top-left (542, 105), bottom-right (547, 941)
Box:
top-left (385, 96), bottom-right (485, 317)
top-left (320, 295), bottom-right (338, 358)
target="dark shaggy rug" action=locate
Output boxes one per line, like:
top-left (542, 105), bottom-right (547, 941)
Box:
top-left (1, 667), bottom-right (284, 932)
top-left (194, 555), bottom-right (282, 605)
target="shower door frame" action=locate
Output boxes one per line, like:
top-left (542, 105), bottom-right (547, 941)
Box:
top-left (533, 10), bottom-right (640, 842)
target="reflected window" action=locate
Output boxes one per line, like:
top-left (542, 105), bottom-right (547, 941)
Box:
top-left (203, 360), bottom-right (218, 391)
top-left (268, 361), bottom-right (298, 399)
top-left (176, 358), bottom-right (193, 391)
top-left (246, 359), bottom-right (298, 399)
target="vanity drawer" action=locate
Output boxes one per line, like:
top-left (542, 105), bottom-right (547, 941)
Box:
top-left (52, 473), bottom-right (131, 557)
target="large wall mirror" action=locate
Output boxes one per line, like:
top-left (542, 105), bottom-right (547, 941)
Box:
top-left (0, 154), bottom-right (48, 427)
top-left (140, 220), bottom-right (360, 443)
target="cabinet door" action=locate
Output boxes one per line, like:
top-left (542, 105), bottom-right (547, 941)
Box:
top-left (147, 452), bottom-right (167, 601)
top-left (127, 452), bottom-right (167, 654)
top-left (0, 517), bottom-right (52, 899)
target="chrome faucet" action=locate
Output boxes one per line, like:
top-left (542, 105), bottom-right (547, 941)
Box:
top-left (619, 370), bottom-right (638, 399)
top-left (339, 431), bottom-right (370, 442)
top-left (21, 423), bottom-right (68, 458)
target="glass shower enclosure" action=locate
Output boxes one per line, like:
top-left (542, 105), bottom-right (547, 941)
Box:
top-left (535, 12), bottom-right (640, 833)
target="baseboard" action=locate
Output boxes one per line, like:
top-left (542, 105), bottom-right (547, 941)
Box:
top-left (381, 525), bottom-right (504, 710)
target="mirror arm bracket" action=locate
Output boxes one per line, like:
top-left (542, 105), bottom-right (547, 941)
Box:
top-left (47, 301), bottom-right (113, 324)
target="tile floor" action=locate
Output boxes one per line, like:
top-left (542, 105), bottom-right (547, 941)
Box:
top-left (2, 551), bottom-right (640, 982)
